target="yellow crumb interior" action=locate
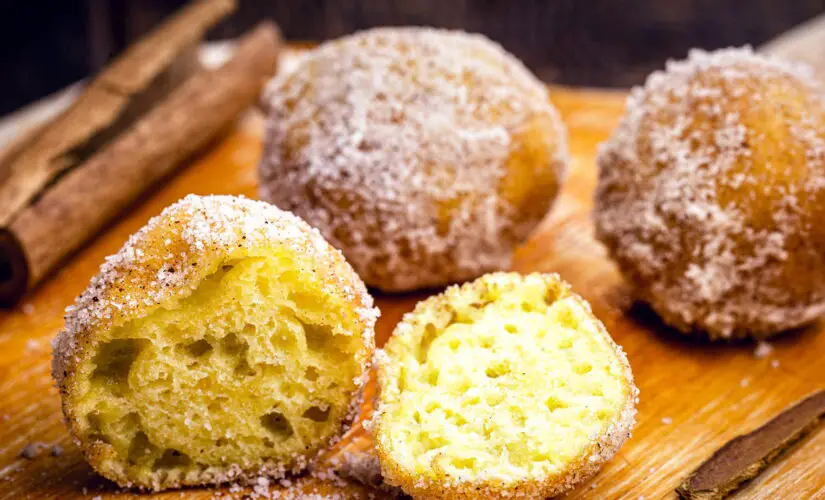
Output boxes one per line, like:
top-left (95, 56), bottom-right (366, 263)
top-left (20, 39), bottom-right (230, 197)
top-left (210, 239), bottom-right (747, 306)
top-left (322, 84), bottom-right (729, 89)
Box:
top-left (73, 257), bottom-right (363, 484)
top-left (381, 275), bottom-right (630, 482)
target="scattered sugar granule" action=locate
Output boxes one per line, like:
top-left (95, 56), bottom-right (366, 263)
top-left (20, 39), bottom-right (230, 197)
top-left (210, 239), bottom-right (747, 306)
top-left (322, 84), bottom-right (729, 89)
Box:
top-left (771, 359), bottom-right (781, 368)
top-left (661, 416), bottom-right (673, 425)
top-left (252, 476), bottom-right (271, 498)
top-left (754, 341), bottom-right (774, 359)
top-left (92, 496), bottom-right (102, 500)
top-left (25, 339), bottom-right (40, 352)
top-left (21, 303), bottom-right (35, 315)
top-left (82, 487), bottom-right (88, 495)
top-left (17, 442), bottom-right (46, 460)
top-left (740, 377), bottom-right (751, 388)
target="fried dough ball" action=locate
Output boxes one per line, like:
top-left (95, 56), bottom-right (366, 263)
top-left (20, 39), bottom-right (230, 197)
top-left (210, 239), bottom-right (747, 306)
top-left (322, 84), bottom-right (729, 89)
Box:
top-left (52, 195), bottom-right (378, 490)
top-left (372, 273), bottom-right (637, 499)
top-left (595, 47), bottom-right (825, 339)
top-left (259, 27), bottom-right (568, 292)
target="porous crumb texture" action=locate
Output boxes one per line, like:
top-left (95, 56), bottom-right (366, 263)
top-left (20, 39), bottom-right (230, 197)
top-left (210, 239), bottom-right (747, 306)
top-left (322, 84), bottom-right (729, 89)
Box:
top-left (374, 272), bottom-right (637, 499)
top-left (259, 27), bottom-right (569, 292)
top-left (595, 46), bottom-right (825, 339)
top-left (51, 195), bottom-right (379, 490)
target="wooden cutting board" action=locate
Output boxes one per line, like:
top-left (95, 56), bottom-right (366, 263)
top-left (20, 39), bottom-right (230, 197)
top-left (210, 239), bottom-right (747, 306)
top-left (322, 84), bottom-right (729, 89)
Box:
top-left (1, 84), bottom-right (824, 499)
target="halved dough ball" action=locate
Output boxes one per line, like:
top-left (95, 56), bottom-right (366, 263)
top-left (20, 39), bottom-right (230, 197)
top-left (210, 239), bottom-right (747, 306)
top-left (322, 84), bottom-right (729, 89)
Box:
top-left (52, 195), bottom-right (378, 490)
top-left (596, 47), bottom-right (825, 339)
top-left (373, 272), bottom-right (637, 499)
top-left (259, 27), bottom-right (568, 292)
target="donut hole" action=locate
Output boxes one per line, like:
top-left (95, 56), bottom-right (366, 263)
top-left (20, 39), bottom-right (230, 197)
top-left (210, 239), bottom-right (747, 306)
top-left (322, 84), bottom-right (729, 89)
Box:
top-left (259, 28), bottom-right (566, 293)
top-left (74, 256), bottom-right (367, 483)
top-left (379, 273), bottom-right (634, 481)
top-left (594, 47), bottom-right (825, 338)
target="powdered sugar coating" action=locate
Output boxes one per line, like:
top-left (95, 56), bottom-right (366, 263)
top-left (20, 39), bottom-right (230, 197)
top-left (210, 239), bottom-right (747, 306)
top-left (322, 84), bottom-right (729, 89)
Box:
top-left (51, 194), bottom-right (378, 489)
top-left (259, 27), bottom-right (568, 291)
top-left (595, 46), bottom-right (825, 339)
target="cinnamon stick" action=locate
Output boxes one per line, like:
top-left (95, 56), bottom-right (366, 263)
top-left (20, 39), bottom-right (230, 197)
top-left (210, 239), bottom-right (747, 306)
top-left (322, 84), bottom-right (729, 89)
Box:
top-left (0, 0), bottom-right (236, 227)
top-left (677, 389), bottom-right (825, 500)
top-left (0, 22), bottom-right (280, 305)
top-left (0, 121), bottom-right (47, 187)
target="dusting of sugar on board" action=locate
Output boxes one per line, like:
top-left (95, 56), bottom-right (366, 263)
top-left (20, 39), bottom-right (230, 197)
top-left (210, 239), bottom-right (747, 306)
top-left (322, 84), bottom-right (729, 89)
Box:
top-left (754, 341), bottom-right (774, 359)
top-left (259, 27), bottom-right (569, 291)
top-left (595, 46), bottom-right (825, 338)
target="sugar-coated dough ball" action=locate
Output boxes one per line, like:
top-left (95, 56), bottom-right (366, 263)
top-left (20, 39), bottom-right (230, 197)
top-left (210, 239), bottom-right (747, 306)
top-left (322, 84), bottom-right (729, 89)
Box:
top-left (596, 47), bottom-right (825, 339)
top-left (259, 27), bottom-right (568, 292)
top-left (373, 272), bottom-right (637, 499)
top-left (52, 195), bottom-right (378, 490)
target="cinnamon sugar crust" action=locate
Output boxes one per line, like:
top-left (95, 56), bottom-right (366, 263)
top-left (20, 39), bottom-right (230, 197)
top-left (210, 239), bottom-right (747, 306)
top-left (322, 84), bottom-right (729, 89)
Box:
top-left (259, 27), bottom-right (568, 292)
top-left (596, 46), bottom-right (825, 339)
top-left (52, 195), bottom-right (378, 490)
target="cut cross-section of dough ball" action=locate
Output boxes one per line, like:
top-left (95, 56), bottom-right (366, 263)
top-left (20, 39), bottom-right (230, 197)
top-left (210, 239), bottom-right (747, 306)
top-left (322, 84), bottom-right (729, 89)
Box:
top-left (52, 195), bottom-right (378, 490)
top-left (373, 272), bottom-right (637, 499)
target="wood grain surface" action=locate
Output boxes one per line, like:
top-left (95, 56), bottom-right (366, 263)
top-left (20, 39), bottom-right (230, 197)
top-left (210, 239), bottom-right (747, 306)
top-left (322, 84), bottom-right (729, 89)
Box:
top-left (0, 86), bottom-right (824, 499)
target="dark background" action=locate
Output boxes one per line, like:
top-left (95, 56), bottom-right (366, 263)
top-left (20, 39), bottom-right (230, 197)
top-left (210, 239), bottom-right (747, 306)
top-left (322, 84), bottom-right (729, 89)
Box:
top-left (1, 0), bottom-right (824, 117)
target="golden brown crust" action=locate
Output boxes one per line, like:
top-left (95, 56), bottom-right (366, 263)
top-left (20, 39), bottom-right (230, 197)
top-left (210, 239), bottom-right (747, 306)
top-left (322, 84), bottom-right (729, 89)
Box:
top-left (259, 27), bottom-right (568, 292)
top-left (51, 195), bottom-right (378, 490)
top-left (372, 272), bottom-right (637, 499)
